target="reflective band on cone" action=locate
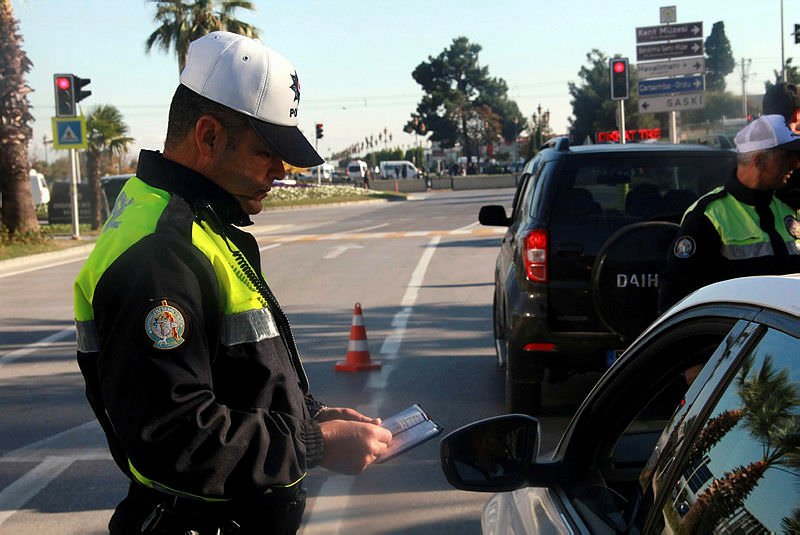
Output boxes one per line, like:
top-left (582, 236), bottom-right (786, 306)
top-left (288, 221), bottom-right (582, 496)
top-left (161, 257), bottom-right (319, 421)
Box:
top-left (335, 302), bottom-right (381, 372)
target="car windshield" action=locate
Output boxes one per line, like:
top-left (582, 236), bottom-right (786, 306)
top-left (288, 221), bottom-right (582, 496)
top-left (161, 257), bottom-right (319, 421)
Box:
top-left (548, 152), bottom-right (735, 230)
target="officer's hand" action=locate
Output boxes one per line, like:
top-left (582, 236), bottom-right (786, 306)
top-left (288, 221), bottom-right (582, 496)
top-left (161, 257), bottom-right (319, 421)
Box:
top-left (316, 406), bottom-right (381, 425)
top-left (318, 420), bottom-right (392, 475)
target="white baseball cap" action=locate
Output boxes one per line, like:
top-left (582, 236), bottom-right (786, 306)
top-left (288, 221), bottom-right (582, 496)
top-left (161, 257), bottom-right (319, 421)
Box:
top-left (180, 31), bottom-right (323, 168)
top-left (734, 114), bottom-right (800, 153)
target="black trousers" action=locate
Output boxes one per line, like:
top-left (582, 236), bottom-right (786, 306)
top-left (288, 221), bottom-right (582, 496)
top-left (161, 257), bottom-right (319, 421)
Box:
top-left (109, 482), bottom-right (307, 534)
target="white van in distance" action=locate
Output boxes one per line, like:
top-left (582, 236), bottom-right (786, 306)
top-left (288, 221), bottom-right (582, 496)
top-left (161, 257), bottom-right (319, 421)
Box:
top-left (380, 160), bottom-right (419, 179)
top-left (347, 160), bottom-right (368, 180)
top-left (30, 169), bottom-right (50, 206)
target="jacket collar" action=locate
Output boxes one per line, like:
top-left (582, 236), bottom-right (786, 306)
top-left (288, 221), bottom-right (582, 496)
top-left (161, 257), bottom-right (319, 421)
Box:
top-left (135, 149), bottom-right (253, 227)
top-left (725, 169), bottom-right (775, 207)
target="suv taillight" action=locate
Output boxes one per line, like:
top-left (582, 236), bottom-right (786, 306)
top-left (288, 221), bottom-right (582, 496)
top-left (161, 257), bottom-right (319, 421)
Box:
top-left (523, 229), bottom-right (548, 282)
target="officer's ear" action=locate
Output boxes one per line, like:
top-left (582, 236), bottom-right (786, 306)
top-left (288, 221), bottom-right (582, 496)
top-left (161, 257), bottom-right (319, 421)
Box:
top-left (753, 150), bottom-right (770, 170)
top-left (194, 115), bottom-right (225, 158)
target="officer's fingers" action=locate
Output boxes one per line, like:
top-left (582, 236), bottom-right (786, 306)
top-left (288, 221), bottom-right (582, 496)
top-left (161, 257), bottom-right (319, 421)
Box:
top-left (371, 425), bottom-right (393, 444)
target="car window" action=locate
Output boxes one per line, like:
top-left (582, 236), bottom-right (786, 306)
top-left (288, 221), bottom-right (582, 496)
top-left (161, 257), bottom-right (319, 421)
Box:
top-left (549, 153), bottom-right (733, 234)
top-left (510, 158), bottom-right (541, 224)
top-left (653, 326), bottom-right (800, 534)
top-left (562, 317), bottom-right (739, 533)
top-left (524, 161), bottom-right (553, 223)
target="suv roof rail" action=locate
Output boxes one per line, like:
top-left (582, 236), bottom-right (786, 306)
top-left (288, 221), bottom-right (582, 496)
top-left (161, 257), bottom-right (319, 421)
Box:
top-left (540, 136), bottom-right (570, 152)
top-left (697, 134), bottom-right (734, 149)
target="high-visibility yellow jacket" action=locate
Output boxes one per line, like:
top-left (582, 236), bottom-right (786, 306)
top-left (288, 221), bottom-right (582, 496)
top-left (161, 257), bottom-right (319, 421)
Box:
top-left (660, 174), bottom-right (800, 310)
top-left (74, 150), bottom-right (324, 502)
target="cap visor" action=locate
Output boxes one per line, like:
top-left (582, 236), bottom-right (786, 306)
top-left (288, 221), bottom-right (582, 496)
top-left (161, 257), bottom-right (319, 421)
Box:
top-left (778, 138), bottom-right (800, 152)
top-left (248, 117), bottom-right (324, 168)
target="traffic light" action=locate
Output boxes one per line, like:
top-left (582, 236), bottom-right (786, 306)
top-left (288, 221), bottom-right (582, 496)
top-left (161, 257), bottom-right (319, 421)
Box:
top-left (53, 73), bottom-right (91, 117)
top-left (74, 76), bottom-right (92, 104)
top-left (609, 58), bottom-right (629, 101)
top-left (315, 123), bottom-right (323, 139)
top-left (54, 74), bottom-right (75, 117)
top-left (795, 24), bottom-right (800, 44)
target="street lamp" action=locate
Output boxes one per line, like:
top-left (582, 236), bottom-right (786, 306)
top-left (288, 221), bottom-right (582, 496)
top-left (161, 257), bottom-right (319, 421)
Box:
top-left (531, 104), bottom-right (550, 154)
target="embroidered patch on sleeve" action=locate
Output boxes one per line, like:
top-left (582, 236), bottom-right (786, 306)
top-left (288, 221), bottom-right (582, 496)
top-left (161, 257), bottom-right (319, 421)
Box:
top-left (784, 215), bottom-right (800, 239)
top-left (145, 300), bottom-right (186, 350)
top-left (673, 236), bottom-right (696, 259)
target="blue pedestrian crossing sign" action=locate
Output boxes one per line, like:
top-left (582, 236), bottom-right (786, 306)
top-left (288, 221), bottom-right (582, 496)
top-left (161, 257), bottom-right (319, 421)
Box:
top-left (51, 116), bottom-right (87, 149)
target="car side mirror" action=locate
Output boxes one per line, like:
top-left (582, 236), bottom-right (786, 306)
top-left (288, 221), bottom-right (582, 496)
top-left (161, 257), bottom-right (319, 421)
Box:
top-left (440, 414), bottom-right (540, 492)
top-left (479, 205), bottom-right (510, 227)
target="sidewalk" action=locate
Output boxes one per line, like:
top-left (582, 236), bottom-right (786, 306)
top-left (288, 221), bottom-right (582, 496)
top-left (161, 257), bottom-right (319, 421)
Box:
top-left (0, 241), bottom-right (96, 278)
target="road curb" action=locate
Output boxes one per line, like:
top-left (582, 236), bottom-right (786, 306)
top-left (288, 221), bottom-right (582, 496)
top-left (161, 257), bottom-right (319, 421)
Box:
top-left (0, 243), bottom-right (96, 275)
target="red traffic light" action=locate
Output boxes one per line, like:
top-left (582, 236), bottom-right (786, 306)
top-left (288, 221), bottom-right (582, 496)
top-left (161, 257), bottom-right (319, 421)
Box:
top-left (56, 76), bottom-right (71, 90)
top-left (613, 61), bottom-right (626, 73)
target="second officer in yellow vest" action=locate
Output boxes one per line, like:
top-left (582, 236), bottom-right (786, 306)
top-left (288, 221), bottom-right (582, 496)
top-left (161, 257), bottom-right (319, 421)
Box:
top-left (660, 114), bottom-right (800, 311)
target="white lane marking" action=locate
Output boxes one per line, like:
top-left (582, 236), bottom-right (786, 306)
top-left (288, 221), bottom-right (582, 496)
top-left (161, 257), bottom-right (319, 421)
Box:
top-left (0, 328), bottom-right (74, 368)
top-left (2, 421), bottom-right (108, 462)
top-left (259, 243), bottom-right (282, 252)
top-left (323, 244), bottom-right (363, 259)
top-left (303, 236), bottom-right (441, 534)
top-left (341, 223), bottom-right (389, 234)
top-left (0, 256), bottom-right (86, 279)
top-left (450, 221), bottom-right (481, 234)
top-left (0, 456), bottom-right (74, 526)
top-left (0, 420), bottom-right (111, 527)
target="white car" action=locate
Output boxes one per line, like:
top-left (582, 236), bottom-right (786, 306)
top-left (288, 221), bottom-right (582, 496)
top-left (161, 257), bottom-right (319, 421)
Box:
top-left (441, 274), bottom-right (800, 534)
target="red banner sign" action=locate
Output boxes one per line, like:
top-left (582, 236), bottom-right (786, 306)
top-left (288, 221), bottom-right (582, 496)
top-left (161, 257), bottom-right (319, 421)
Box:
top-left (597, 128), bottom-right (662, 143)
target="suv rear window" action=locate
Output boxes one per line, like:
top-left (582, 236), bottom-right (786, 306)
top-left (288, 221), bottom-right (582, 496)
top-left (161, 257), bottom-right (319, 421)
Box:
top-left (547, 153), bottom-right (735, 233)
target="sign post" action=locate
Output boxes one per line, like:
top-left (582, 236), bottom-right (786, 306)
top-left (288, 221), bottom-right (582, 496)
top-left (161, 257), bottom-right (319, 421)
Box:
top-left (51, 115), bottom-right (88, 238)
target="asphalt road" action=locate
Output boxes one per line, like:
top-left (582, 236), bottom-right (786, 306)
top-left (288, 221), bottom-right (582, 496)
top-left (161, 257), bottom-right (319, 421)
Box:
top-left (0, 188), bottom-right (581, 534)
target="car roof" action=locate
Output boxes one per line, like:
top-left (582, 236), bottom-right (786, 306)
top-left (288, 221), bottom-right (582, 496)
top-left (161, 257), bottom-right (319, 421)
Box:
top-left (649, 274), bottom-right (800, 332)
top-left (553, 143), bottom-right (732, 156)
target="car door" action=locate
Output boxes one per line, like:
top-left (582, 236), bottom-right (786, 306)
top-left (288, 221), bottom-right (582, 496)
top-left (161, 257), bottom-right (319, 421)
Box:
top-left (496, 157), bottom-right (543, 297)
top-left (639, 312), bottom-right (800, 533)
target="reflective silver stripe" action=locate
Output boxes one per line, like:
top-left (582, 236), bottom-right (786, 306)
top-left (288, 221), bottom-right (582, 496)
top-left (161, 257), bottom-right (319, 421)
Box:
top-left (720, 241), bottom-right (774, 260)
top-left (76, 320), bottom-right (100, 353)
top-left (221, 308), bottom-right (279, 346)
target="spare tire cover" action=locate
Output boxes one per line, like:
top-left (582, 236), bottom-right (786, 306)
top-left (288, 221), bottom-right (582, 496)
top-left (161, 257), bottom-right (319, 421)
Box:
top-left (591, 222), bottom-right (679, 341)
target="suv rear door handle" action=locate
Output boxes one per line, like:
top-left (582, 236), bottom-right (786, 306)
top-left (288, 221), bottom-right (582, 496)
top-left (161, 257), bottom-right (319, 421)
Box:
top-left (557, 242), bottom-right (583, 255)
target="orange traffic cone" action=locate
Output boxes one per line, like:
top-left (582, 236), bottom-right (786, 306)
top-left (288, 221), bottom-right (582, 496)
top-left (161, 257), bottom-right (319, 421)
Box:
top-left (335, 302), bottom-right (381, 372)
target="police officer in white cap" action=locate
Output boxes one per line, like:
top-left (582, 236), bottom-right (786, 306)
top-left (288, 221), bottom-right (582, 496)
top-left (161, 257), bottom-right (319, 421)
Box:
top-left (74, 31), bottom-right (391, 534)
top-left (660, 114), bottom-right (800, 312)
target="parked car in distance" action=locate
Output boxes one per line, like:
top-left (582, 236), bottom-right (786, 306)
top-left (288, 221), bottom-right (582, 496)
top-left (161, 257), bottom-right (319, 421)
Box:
top-left (440, 274), bottom-right (800, 534)
top-left (100, 174), bottom-right (133, 209)
top-left (480, 137), bottom-right (736, 413)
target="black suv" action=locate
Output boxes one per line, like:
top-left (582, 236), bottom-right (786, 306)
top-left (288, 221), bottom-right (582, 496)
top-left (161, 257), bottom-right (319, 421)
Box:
top-left (480, 137), bottom-right (736, 414)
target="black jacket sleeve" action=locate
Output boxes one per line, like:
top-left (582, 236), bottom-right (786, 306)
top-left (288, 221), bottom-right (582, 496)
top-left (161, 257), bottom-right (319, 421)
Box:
top-left (659, 208), bottom-right (722, 312)
top-left (92, 233), bottom-right (324, 500)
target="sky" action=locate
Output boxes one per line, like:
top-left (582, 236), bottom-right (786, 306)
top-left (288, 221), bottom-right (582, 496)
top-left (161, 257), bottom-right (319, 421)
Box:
top-left (14, 0), bottom-right (800, 165)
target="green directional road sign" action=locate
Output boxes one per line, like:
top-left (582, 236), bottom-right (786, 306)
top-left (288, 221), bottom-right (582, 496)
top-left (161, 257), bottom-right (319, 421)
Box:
top-left (51, 116), bottom-right (87, 149)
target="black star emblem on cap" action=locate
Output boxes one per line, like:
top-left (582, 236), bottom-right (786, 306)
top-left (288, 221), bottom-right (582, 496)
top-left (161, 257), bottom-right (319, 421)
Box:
top-left (290, 72), bottom-right (300, 103)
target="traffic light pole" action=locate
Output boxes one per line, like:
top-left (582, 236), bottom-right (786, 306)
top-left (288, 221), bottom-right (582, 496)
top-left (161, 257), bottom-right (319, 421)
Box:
top-left (618, 100), bottom-right (626, 145)
top-left (315, 137), bottom-right (321, 185)
top-left (69, 148), bottom-right (80, 239)
top-left (670, 111), bottom-right (678, 144)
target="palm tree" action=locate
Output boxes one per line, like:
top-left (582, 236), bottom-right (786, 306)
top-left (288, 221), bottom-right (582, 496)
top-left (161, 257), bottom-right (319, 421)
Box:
top-left (0, 0), bottom-right (38, 236)
top-left (681, 356), bottom-right (800, 533)
top-left (145, 0), bottom-right (260, 74)
top-left (85, 105), bottom-right (134, 229)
